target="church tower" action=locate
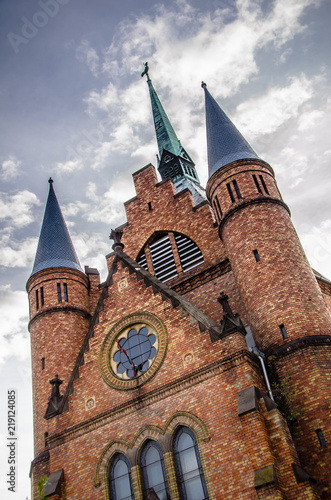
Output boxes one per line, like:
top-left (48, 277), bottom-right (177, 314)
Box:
top-left (27, 74), bottom-right (331, 500)
top-left (203, 83), bottom-right (331, 494)
top-left (26, 179), bottom-right (92, 458)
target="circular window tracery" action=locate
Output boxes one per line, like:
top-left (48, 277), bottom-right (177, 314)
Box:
top-left (112, 325), bottom-right (158, 379)
top-left (99, 312), bottom-right (168, 391)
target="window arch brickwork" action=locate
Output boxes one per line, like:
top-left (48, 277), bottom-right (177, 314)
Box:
top-left (95, 412), bottom-right (210, 499)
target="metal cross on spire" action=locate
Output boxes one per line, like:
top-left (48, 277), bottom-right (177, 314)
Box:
top-left (141, 61), bottom-right (150, 81)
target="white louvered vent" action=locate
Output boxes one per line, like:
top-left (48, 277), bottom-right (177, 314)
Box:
top-left (175, 233), bottom-right (204, 271)
top-left (137, 252), bottom-right (148, 271)
top-left (149, 234), bottom-right (178, 282)
top-left (137, 232), bottom-right (204, 283)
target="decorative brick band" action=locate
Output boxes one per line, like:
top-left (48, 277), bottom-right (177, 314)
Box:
top-left (28, 306), bottom-right (91, 330)
top-left (171, 259), bottom-right (231, 295)
top-left (206, 158), bottom-right (274, 200)
top-left (47, 350), bottom-right (256, 450)
top-left (218, 197), bottom-right (291, 240)
top-left (268, 335), bottom-right (331, 359)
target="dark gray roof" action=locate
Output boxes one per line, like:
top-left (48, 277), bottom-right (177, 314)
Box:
top-left (174, 177), bottom-right (207, 205)
top-left (30, 180), bottom-right (83, 277)
top-left (203, 85), bottom-right (260, 179)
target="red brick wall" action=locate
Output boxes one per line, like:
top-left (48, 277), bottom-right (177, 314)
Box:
top-left (207, 159), bottom-right (331, 352)
top-left (27, 268), bottom-right (91, 456)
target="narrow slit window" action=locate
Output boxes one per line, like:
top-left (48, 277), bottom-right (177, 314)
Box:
top-left (259, 175), bottom-right (269, 195)
top-left (226, 183), bottom-right (235, 202)
top-left (233, 179), bottom-right (242, 199)
top-left (316, 429), bottom-right (327, 448)
top-left (252, 174), bottom-right (262, 193)
top-left (63, 283), bottom-right (68, 302)
top-left (44, 432), bottom-right (48, 446)
top-left (40, 287), bottom-right (44, 306)
top-left (57, 283), bottom-right (62, 302)
top-left (253, 249), bottom-right (260, 262)
top-left (41, 357), bottom-right (45, 370)
top-left (215, 195), bottom-right (222, 218)
top-left (36, 290), bottom-right (39, 310)
top-left (148, 201), bottom-right (152, 211)
top-left (213, 201), bottom-right (220, 221)
top-left (279, 323), bottom-right (288, 339)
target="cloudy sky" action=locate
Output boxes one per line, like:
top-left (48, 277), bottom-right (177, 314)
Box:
top-left (0, 0), bottom-right (330, 496)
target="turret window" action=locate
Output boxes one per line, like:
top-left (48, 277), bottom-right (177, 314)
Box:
top-left (36, 290), bottom-right (39, 310)
top-left (137, 232), bottom-right (204, 283)
top-left (40, 287), bottom-right (44, 306)
top-left (215, 195), bottom-right (222, 218)
top-left (63, 283), bottom-right (68, 302)
top-left (316, 429), bottom-right (327, 448)
top-left (279, 323), bottom-right (288, 339)
top-left (233, 180), bottom-right (242, 199)
top-left (57, 283), bottom-right (62, 301)
top-left (253, 249), bottom-right (260, 262)
top-left (226, 183), bottom-right (235, 202)
top-left (252, 174), bottom-right (262, 194)
top-left (259, 175), bottom-right (269, 195)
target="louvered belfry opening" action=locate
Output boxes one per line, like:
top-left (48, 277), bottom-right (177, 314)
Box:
top-left (137, 232), bottom-right (204, 283)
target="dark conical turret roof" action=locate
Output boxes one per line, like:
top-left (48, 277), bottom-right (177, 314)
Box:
top-left (30, 179), bottom-right (83, 277)
top-left (202, 83), bottom-right (260, 179)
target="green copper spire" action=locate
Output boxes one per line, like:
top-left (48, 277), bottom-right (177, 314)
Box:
top-left (142, 63), bottom-right (201, 192)
top-left (143, 62), bottom-right (181, 158)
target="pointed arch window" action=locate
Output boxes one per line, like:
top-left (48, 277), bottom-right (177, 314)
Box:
top-left (173, 427), bottom-right (209, 500)
top-left (141, 441), bottom-right (170, 499)
top-left (137, 232), bottom-right (204, 283)
top-left (108, 454), bottom-right (134, 500)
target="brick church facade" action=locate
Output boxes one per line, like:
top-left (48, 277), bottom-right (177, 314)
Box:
top-left (27, 70), bottom-right (331, 499)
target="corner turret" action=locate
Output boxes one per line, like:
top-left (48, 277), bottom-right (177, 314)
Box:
top-left (27, 180), bottom-right (91, 457)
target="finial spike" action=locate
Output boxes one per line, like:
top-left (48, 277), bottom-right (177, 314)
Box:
top-left (48, 177), bottom-right (53, 184)
top-left (201, 81), bottom-right (207, 88)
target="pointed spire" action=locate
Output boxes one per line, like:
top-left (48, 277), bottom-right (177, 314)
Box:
top-left (142, 63), bottom-right (202, 190)
top-left (30, 179), bottom-right (83, 277)
top-left (145, 74), bottom-right (182, 158)
top-left (202, 83), bottom-right (260, 179)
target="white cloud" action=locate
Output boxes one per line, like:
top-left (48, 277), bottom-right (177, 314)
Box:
top-left (0, 231), bottom-right (37, 268)
top-left (72, 232), bottom-right (110, 281)
top-left (56, 157), bottom-right (84, 174)
top-left (300, 219), bottom-right (331, 279)
top-left (77, 0), bottom-right (320, 186)
top-left (76, 39), bottom-right (100, 77)
top-left (0, 190), bottom-right (40, 228)
top-left (234, 74), bottom-right (314, 139)
top-left (0, 285), bottom-right (30, 365)
top-left (298, 109), bottom-right (324, 131)
top-left (1, 156), bottom-right (21, 180)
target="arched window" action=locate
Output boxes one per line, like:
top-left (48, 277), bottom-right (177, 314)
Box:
top-left (108, 454), bottom-right (134, 500)
top-left (173, 428), bottom-right (208, 500)
top-left (141, 441), bottom-right (170, 499)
